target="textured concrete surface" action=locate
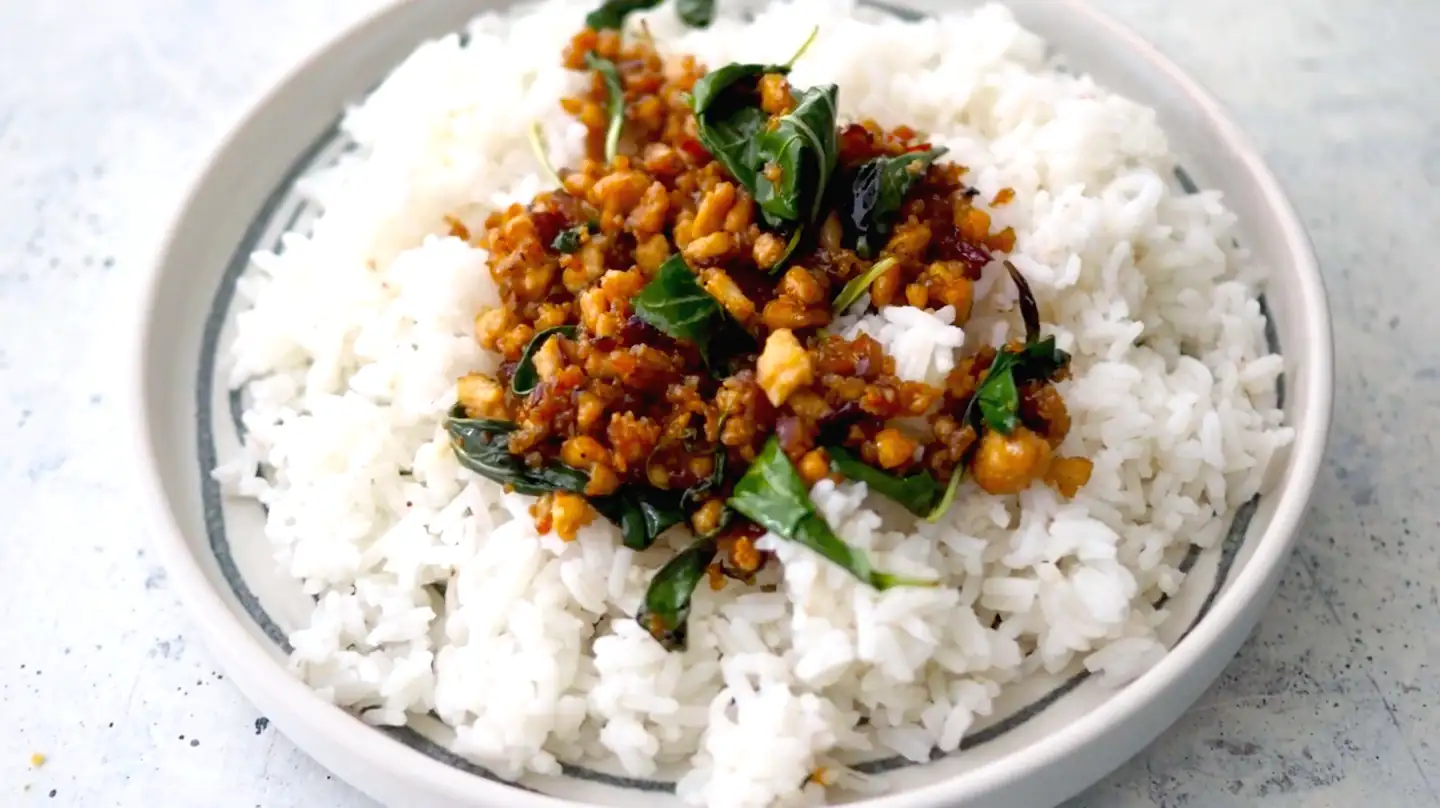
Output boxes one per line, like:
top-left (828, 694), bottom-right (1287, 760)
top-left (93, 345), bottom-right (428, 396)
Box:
top-left (0, 0), bottom-right (1435, 806)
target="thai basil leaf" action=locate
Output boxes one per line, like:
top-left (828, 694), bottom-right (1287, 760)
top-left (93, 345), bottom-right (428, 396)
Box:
top-left (552, 226), bottom-right (584, 254)
top-left (1012, 336), bottom-right (1069, 384)
top-left (586, 53), bottom-right (625, 164)
top-left (585, 0), bottom-right (662, 30)
top-left (448, 409), bottom-right (691, 549)
top-left (1005, 260), bottom-right (1041, 343)
top-left (637, 539), bottom-right (717, 650)
top-left (844, 147), bottom-right (948, 258)
top-left (446, 409), bottom-right (589, 496)
top-left (632, 254), bottom-right (725, 361)
top-left (974, 351), bottom-right (1022, 434)
top-left (970, 337), bottom-right (1069, 435)
top-left (690, 36), bottom-right (834, 229)
top-left (675, 0), bottom-right (715, 27)
top-left (511, 325), bottom-right (577, 396)
top-left (751, 84), bottom-right (839, 227)
top-left (690, 27), bottom-right (815, 111)
top-left (692, 84), bottom-right (771, 194)
top-left (967, 265), bottom-right (1070, 434)
top-left (826, 445), bottom-right (942, 517)
top-left (591, 486), bottom-right (686, 550)
top-left (690, 63), bottom-right (788, 117)
top-left (728, 438), bottom-right (936, 589)
top-left (831, 256), bottom-right (897, 313)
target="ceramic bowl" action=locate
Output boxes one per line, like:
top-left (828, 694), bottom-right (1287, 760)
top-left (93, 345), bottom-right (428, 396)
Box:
top-left (130, 1), bottom-right (1333, 806)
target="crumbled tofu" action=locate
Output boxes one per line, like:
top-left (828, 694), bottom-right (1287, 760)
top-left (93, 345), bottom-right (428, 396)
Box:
top-left (702, 268), bottom-right (756, 324)
top-left (757, 328), bottom-right (813, 406)
top-left (531, 332), bottom-right (565, 382)
top-left (456, 373), bottom-right (505, 418)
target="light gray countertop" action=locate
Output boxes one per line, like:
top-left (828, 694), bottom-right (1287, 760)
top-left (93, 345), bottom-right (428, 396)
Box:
top-left (1, 1), bottom-right (1435, 805)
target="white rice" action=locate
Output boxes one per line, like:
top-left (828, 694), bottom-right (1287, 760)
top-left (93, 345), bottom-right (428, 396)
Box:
top-left (214, 1), bottom-right (1294, 805)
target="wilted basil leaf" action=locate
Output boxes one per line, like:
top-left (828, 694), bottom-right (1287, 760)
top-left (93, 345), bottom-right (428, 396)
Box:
top-left (691, 67), bottom-right (778, 194)
top-left (751, 84), bottom-right (840, 227)
top-left (637, 539), bottom-right (717, 650)
top-left (966, 264), bottom-right (1070, 434)
top-left (826, 446), bottom-right (942, 517)
top-left (971, 337), bottom-right (1071, 435)
top-left (728, 438), bottom-right (936, 589)
top-left (632, 254), bottom-right (725, 360)
top-left (975, 352), bottom-right (1022, 434)
top-left (591, 487), bottom-right (686, 550)
top-left (446, 408), bottom-right (589, 496)
top-left (585, 0), bottom-right (662, 30)
top-left (585, 53), bottom-right (625, 164)
top-left (675, 0), bottom-right (715, 27)
top-left (690, 36), bottom-right (836, 231)
top-left (511, 325), bottom-right (577, 396)
top-left (448, 408), bottom-right (693, 549)
top-left (552, 226), bottom-right (584, 254)
top-left (843, 147), bottom-right (948, 258)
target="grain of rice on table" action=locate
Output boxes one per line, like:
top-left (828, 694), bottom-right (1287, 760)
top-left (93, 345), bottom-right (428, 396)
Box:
top-left (213, 0), bottom-right (1294, 805)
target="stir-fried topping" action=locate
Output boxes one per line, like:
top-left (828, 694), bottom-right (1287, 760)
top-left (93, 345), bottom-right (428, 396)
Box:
top-left (447, 17), bottom-right (1094, 649)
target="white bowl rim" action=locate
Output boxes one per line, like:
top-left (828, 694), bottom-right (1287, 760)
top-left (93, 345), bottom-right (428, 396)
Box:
top-left (127, 1), bottom-right (1334, 806)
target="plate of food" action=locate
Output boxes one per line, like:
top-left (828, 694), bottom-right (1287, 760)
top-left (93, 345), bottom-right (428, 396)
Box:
top-left (131, 0), bottom-right (1332, 806)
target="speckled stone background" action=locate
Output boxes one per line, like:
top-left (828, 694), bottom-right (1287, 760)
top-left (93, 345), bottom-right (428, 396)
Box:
top-left (1, 0), bottom-right (1435, 805)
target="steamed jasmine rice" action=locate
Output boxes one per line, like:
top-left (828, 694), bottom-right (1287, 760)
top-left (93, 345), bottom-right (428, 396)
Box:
top-left (215, 1), bottom-right (1293, 805)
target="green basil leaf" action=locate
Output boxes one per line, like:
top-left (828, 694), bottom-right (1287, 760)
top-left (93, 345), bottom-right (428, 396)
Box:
top-left (632, 254), bottom-right (725, 361)
top-left (1005, 260), bottom-right (1041, 343)
top-left (690, 33), bottom-right (831, 230)
top-left (728, 438), bottom-right (936, 589)
top-left (690, 63), bottom-right (788, 117)
top-left (831, 256), bottom-right (897, 313)
top-left (752, 84), bottom-right (839, 227)
top-left (591, 486), bottom-right (686, 550)
top-left (974, 352), bottom-right (1020, 435)
top-left (447, 408), bottom-right (589, 496)
top-left (1013, 336), bottom-right (1069, 384)
top-left (585, 0), bottom-right (662, 30)
top-left (585, 53), bottom-right (625, 164)
top-left (637, 539), bottom-right (717, 650)
top-left (844, 147), bottom-right (948, 259)
top-left (727, 437), bottom-right (813, 535)
top-left (675, 0), bottom-right (714, 27)
top-left (448, 408), bottom-right (694, 548)
top-left (826, 445), bottom-right (942, 517)
top-left (969, 338), bottom-right (1069, 435)
top-left (511, 325), bottom-right (578, 396)
top-left (693, 95), bottom-right (769, 193)
top-left (552, 226), bottom-right (584, 254)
